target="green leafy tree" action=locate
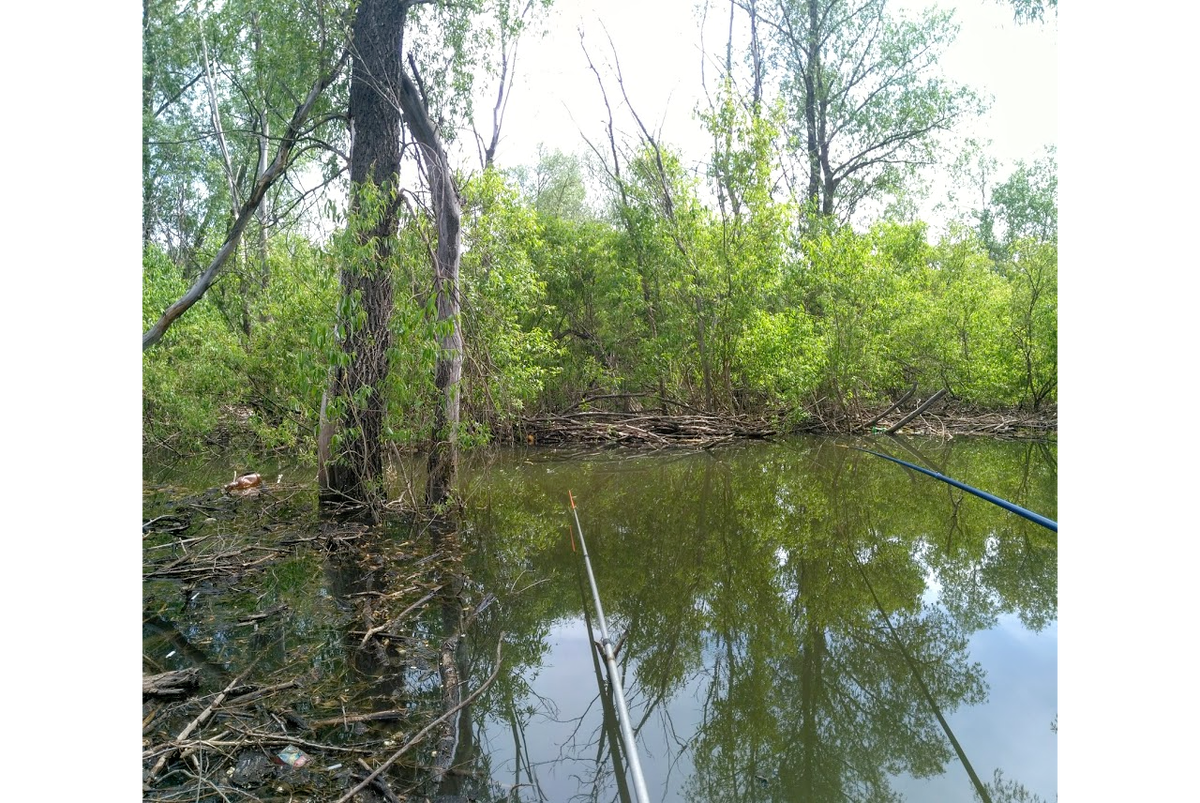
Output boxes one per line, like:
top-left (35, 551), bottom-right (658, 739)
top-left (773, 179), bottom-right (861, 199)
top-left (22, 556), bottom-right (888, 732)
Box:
top-left (142, 0), bottom-right (350, 349)
top-left (458, 169), bottom-right (562, 436)
top-left (317, 0), bottom-right (406, 517)
top-left (1003, 238), bottom-right (1057, 410)
top-left (509, 145), bottom-right (591, 221)
top-left (701, 85), bottom-right (800, 410)
top-left (796, 224), bottom-right (916, 414)
top-left (534, 214), bottom-right (644, 405)
top-left (893, 227), bottom-right (1012, 404)
top-left (763, 0), bottom-right (985, 221)
top-left (143, 245), bottom-right (246, 448)
top-left (981, 147), bottom-right (1057, 261)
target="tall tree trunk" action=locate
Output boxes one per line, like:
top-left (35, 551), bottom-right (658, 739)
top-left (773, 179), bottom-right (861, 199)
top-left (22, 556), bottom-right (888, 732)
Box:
top-left (803, 0), bottom-right (822, 212)
top-left (396, 60), bottom-right (463, 510)
top-left (317, 0), bottom-right (402, 517)
top-left (142, 0), bottom-right (157, 248)
top-left (252, 12), bottom-right (272, 308)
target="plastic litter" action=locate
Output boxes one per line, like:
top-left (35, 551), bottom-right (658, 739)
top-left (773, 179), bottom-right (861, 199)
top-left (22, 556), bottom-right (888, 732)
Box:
top-left (274, 745), bottom-right (309, 768)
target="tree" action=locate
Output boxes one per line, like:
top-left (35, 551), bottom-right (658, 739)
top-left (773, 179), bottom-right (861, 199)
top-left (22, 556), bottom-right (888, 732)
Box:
top-left (762, 0), bottom-right (983, 221)
top-left (319, 0), bottom-right (494, 513)
top-left (1004, 239), bottom-right (1056, 411)
top-left (471, 0), bottom-right (553, 170)
top-left (396, 54), bottom-right (466, 510)
top-left (999, 0), bottom-right (1057, 25)
top-left (510, 145), bottom-right (590, 221)
top-left (142, 0), bottom-right (351, 350)
top-left (317, 0), bottom-right (405, 516)
top-left (980, 147), bottom-right (1057, 260)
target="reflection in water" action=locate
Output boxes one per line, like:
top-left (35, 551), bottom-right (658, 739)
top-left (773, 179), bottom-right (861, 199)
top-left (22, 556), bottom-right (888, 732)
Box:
top-left (141, 435), bottom-right (1055, 801)
top-left (455, 436), bottom-right (1056, 802)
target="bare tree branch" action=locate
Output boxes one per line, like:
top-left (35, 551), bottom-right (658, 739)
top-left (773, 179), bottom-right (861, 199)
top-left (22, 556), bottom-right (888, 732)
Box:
top-left (143, 45), bottom-right (351, 351)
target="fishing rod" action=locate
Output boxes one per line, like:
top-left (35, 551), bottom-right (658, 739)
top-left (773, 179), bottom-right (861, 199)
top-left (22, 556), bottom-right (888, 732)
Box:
top-left (573, 543), bottom-right (636, 803)
top-left (568, 491), bottom-right (652, 803)
top-left (845, 444), bottom-right (1057, 533)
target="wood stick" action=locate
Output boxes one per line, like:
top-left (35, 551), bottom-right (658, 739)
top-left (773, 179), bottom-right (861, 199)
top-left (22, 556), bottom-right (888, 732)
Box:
top-left (358, 587), bottom-right (443, 648)
top-left (145, 663), bottom-right (257, 783)
top-left (308, 709), bottom-right (409, 729)
top-left (357, 758), bottom-right (404, 803)
top-left (884, 388), bottom-right (947, 435)
top-left (333, 635), bottom-right (505, 803)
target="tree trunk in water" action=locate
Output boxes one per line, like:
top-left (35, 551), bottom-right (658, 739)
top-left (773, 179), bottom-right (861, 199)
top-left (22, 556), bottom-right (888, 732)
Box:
top-left (318, 0), bottom-right (402, 518)
top-left (396, 63), bottom-right (463, 510)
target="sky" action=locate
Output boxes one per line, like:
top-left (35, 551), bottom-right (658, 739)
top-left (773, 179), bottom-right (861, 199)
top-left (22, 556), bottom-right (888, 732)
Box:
top-left (488, 0), bottom-right (1057, 223)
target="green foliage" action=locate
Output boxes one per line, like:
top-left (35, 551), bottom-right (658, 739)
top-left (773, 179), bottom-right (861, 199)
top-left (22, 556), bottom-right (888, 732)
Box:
top-left (143, 246), bottom-right (249, 448)
top-left (241, 236), bottom-right (339, 449)
top-left (144, 234), bottom-right (339, 451)
top-left (144, 0), bottom-right (1055, 458)
top-left (534, 214), bottom-right (643, 404)
top-left (459, 169), bottom-right (563, 432)
top-left (893, 226), bottom-right (1013, 404)
top-left (1003, 238), bottom-right (1057, 410)
top-left (142, 0), bottom-right (348, 266)
top-left (769, 0), bottom-right (986, 221)
top-left (796, 224), bottom-right (916, 410)
top-left (982, 147), bottom-right (1058, 260)
top-left (734, 307), bottom-right (824, 405)
top-left (697, 87), bottom-right (820, 410)
top-left (508, 145), bottom-right (590, 221)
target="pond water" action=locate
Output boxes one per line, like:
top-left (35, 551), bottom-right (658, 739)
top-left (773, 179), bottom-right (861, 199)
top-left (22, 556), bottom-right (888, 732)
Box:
top-left (144, 434), bottom-right (1056, 802)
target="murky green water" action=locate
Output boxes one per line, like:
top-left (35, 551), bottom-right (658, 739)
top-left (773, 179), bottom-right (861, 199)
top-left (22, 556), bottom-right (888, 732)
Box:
top-left (143, 434), bottom-right (1056, 802)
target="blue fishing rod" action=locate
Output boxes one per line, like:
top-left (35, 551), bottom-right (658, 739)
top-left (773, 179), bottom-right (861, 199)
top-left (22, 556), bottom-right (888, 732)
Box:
top-left (846, 445), bottom-right (1057, 533)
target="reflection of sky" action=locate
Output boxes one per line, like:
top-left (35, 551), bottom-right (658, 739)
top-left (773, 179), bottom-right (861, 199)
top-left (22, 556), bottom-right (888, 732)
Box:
top-left (477, 613), bottom-right (1056, 802)
top-left (892, 615), bottom-right (1058, 801)
top-left (478, 616), bottom-right (708, 801)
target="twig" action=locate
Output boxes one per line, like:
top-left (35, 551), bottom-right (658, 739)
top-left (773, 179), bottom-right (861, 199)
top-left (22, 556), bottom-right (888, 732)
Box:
top-left (308, 709), bottom-right (409, 729)
top-left (333, 635), bottom-right (506, 803)
top-left (221, 679), bottom-right (299, 706)
top-left (357, 758), bottom-right (404, 803)
top-left (357, 586), bottom-right (444, 648)
top-left (145, 662), bottom-right (258, 782)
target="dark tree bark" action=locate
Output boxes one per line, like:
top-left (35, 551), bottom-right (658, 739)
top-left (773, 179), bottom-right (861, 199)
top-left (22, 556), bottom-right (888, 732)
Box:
top-left (318, 0), bottom-right (404, 516)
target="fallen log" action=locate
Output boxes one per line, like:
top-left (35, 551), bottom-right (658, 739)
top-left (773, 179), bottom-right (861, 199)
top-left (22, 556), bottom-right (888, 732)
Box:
top-left (143, 668), bottom-right (201, 699)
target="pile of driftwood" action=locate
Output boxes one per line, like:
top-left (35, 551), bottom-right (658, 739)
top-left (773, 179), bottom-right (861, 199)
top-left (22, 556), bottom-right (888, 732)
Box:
top-left (143, 482), bottom-right (499, 802)
top-left (519, 391), bottom-right (1054, 448)
top-left (803, 388), bottom-right (1058, 441)
top-left (521, 409), bottom-right (778, 448)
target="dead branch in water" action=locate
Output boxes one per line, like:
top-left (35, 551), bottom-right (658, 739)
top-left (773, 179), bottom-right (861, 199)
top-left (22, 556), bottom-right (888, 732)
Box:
top-left (333, 635), bottom-right (505, 803)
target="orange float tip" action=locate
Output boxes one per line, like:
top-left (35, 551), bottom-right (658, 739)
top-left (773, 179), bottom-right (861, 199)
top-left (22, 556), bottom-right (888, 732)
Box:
top-left (568, 490), bottom-right (576, 509)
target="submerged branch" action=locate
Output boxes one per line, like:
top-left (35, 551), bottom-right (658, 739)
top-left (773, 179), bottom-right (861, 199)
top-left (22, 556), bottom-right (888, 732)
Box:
top-left (333, 635), bottom-right (505, 803)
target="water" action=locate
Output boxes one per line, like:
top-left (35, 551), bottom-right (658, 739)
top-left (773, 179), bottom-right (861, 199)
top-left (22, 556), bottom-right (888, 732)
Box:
top-left (143, 434), bottom-right (1057, 802)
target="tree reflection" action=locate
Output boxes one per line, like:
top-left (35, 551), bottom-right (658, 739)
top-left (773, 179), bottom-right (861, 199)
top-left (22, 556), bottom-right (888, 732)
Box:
top-left (457, 436), bottom-right (1056, 801)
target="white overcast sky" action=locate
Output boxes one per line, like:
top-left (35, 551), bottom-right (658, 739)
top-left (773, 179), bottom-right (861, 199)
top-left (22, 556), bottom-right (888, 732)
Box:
top-left (492, 0), bottom-right (1057, 186)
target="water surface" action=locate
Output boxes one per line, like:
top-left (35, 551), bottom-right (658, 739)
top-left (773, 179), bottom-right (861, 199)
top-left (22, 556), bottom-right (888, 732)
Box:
top-left (453, 436), bottom-right (1056, 802)
top-left (142, 434), bottom-right (1056, 802)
